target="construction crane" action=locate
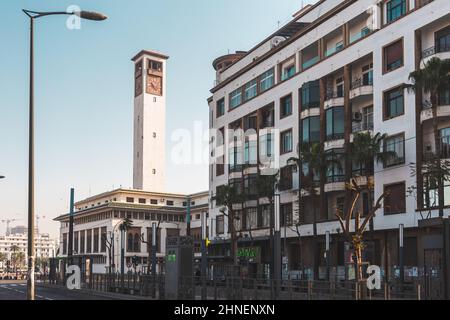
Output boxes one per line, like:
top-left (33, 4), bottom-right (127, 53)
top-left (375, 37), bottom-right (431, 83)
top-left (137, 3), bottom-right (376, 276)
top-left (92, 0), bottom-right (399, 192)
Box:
top-left (0, 218), bottom-right (21, 236)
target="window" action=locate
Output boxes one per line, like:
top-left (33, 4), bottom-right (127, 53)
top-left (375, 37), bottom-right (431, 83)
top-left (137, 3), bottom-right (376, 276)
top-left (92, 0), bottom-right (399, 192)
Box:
top-left (229, 88), bottom-right (243, 109)
top-left (439, 88), bottom-right (450, 106)
top-left (259, 69), bottom-right (275, 92)
top-left (279, 166), bottom-right (293, 191)
top-left (166, 200), bottom-right (174, 206)
top-left (216, 127), bottom-right (225, 176)
top-left (100, 227), bottom-right (107, 252)
top-left (281, 64), bottom-right (295, 81)
top-left (245, 208), bottom-right (258, 230)
top-left (302, 116), bottom-right (320, 143)
top-left (384, 182), bottom-right (406, 214)
top-left (244, 79), bottom-right (257, 101)
top-left (326, 149), bottom-right (345, 182)
top-left (301, 80), bottom-right (320, 110)
top-left (280, 94), bottom-right (292, 118)
top-left (93, 228), bottom-right (99, 253)
top-left (361, 64), bottom-right (374, 87)
top-left (138, 198), bottom-right (146, 204)
top-left (216, 98), bottom-right (225, 117)
top-left (148, 59), bottom-right (163, 72)
top-left (386, 0), bottom-right (406, 23)
top-left (258, 205), bottom-right (272, 228)
top-left (336, 77), bottom-right (344, 98)
top-left (126, 197), bottom-right (134, 203)
top-left (384, 86), bottom-right (404, 119)
top-left (335, 41), bottom-right (344, 52)
top-left (260, 133), bottom-right (274, 157)
top-left (436, 26), bottom-right (450, 53)
top-left (244, 174), bottom-right (258, 199)
top-left (280, 129), bottom-right (293, 154)
top-left (280, 203), bottom-right (293, 227)
top-left (244, 139), bottom-right (257, 165)
top-left (86, 229), bottom-right (92, 253)
top-left (133, 233), bottom-right (140, 252)
top-left (326, 106), bottom-right (344, 140)
top-left (216, 215), bottom-right (224, 234)
top-left (62, 233), bottom-right (67, 255)
top-left (80, 231), bottom-right (85, 254)
top-left (261, 104), bottom-right (274, 128)
top-left (74, 231), bottom-right (79, 254)
top-left (384, 133), bottom-right (405, 167)
top-left (384, 39), bottom-right (403, 73)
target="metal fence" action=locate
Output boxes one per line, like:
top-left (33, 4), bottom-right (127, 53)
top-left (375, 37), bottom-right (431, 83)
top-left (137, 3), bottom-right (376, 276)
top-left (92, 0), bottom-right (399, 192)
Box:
top-left (42, 273), bottom-right (425, 300)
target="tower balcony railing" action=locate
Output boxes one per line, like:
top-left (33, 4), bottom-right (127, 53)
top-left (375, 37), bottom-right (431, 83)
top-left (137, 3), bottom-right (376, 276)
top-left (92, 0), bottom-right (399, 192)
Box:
top-left (351, 75), bottom-right (373, 90)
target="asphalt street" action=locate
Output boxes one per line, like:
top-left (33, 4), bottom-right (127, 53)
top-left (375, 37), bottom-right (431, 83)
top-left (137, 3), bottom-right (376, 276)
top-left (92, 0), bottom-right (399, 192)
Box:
top-left (0, 280), bottom-right (113, 300)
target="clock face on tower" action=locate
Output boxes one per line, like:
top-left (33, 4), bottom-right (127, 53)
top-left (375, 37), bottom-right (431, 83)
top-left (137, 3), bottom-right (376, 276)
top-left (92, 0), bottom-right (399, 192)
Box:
top-left (146, 75), bottom-right (162, 96)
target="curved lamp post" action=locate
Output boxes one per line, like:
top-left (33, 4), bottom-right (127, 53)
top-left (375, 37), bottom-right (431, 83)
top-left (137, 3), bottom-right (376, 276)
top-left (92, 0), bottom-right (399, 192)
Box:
top-left (22, 8), bottom-right (107, 300)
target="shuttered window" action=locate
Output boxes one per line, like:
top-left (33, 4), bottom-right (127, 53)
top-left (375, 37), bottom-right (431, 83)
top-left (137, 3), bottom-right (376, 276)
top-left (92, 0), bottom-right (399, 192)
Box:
top-left (384, 39), bottom-right (403, 72)
top-left (384, 182), bottom-right (406, 214)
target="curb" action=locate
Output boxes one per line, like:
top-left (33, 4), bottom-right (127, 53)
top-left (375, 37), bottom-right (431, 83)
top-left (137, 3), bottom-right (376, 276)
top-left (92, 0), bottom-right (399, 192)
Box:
top-left (37, 283), bottom-right (154, 300)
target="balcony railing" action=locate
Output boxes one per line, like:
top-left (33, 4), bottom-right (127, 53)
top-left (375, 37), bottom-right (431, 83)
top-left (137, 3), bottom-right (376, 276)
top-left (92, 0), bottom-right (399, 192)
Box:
top-left (326, 175), bottom-right (346, 183)
top-left (325, 89), bottom-right (344, 100)
top-left (325, 45), bottom-right (343, 57)
top-left (326, 133), bottom-right (345, 141)
top-left (422, 43), bottom-right (450, 59)
top-left (352, 121), bottom-right (373, 133)
top-left (349, 28), bottom-right (372, 44)
top-left (351, 75), bottom-right (373, 90)
top-left (302, 56), bottom-right (320, 70)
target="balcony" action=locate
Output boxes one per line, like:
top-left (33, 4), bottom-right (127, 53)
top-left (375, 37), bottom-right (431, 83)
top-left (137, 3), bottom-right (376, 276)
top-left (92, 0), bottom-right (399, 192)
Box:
top-left (349, 28), bottom-right (372, 44)
top-left (352, 121), bottom-right (373, 133)
top-left (324, 89), bottom-right (344, 109)
top-left (350, 76), bottom-right (373, 100)
top-left (302, 56), bottom-right (320, 70)
top-left (420, 98), bottom-right (450, 123)
top-left (324, 175), bottom-right (346, 193)
top-left (421, 44), bottom-right (450, 65)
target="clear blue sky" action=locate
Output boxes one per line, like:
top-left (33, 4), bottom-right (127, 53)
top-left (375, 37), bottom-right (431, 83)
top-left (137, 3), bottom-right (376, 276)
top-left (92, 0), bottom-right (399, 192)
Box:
top-left (0, 0), bottom-right (315, 238)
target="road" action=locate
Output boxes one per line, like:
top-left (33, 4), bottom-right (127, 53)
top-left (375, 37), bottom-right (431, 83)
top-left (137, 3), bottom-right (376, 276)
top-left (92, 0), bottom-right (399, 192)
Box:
top-left (0, 280), bottom-right (113, 300)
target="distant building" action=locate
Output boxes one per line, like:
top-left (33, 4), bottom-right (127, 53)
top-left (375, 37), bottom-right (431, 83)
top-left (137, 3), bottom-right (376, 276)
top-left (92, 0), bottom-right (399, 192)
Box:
top-left (0, 232), bottom-right (57, 272)
top-left (10, 225), bottom-right (38, 236)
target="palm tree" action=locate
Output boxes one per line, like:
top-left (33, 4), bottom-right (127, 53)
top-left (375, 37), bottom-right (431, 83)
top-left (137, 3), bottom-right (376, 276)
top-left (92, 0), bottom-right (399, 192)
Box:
top-left (408, 57), bottom-right (450, 216)
top-left (0, 252), bottom-right (7, 271)
top-left (256, 172), bottom-right (279, 280)
top-left (349, 132), bottom-right (397, 234)
top-left (288, 142), bottom-right (342, 280)
top-left (212, 184), bottom-right (245, 267)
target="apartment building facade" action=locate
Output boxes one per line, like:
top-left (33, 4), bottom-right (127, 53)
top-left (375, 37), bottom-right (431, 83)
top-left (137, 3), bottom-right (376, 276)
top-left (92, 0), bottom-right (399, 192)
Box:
top-left (208, 0), bottom-right (450, 281)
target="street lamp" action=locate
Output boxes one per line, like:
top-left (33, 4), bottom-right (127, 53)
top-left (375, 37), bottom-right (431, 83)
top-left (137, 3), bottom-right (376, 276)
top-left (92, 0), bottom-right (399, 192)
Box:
top-left (22, 8), bottom-right (107, 301)
top-left (273, 191), bottom-right (281, 299)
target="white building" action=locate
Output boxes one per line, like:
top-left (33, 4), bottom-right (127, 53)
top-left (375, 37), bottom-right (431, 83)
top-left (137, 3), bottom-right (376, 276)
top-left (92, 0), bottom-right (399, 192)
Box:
top-left (0, 232), bottom-right (57, 271)
top-left (55, 50), bottom-right (209, 274)
top-left (208, 0), bottom-right (450, 280)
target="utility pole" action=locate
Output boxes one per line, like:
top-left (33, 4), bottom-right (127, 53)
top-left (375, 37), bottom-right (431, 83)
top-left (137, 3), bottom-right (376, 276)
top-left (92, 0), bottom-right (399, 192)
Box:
top-left (399, 224), bottom-right (404, 290)
top-left (274, 192), bottom-right (281, 299)
top-left (201, 211), bottom-right (208, 300)
top-left (325, 231), bottom-right (330, 282)
top-left (151, 222), bottom-right (157, 275)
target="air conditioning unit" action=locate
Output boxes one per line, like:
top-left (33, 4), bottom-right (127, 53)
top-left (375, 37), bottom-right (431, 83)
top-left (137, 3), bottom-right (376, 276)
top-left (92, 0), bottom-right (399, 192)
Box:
top-left (352, 112), bottom-right (362, 122)
top-left (270, 36), bottom-right (287, 49)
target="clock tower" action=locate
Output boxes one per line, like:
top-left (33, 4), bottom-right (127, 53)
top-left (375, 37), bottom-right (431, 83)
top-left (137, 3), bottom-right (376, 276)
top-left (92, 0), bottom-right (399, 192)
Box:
top-left (132, 50), bottom-right (169, 192)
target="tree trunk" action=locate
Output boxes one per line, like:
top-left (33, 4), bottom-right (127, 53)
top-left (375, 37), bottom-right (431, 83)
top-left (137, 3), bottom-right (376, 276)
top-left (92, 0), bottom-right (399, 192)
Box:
top-left (432, 93), bottom-right (445, 217)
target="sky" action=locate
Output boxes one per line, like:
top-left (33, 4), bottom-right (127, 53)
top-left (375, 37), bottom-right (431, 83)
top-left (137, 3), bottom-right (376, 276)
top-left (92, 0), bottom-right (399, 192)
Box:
top-left (0, 0), bottom-right (315, 239)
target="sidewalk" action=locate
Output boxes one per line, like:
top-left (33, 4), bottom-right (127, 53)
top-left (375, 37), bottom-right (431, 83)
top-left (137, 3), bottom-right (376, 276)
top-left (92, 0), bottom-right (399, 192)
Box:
top-left (37, 282), bottom-right (155, 300)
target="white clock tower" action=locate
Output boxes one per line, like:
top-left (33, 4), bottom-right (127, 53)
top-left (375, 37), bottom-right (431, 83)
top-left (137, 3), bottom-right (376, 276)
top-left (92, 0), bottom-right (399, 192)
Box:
top-left (132, 50), bottom-right (168, 192)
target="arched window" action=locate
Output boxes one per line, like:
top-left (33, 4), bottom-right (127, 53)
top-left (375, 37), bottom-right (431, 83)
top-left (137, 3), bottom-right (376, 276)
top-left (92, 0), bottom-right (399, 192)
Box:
top-left (127, 233), bottom-right (133, 252)
top-left (133, 233), bottom-right (141, 253)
